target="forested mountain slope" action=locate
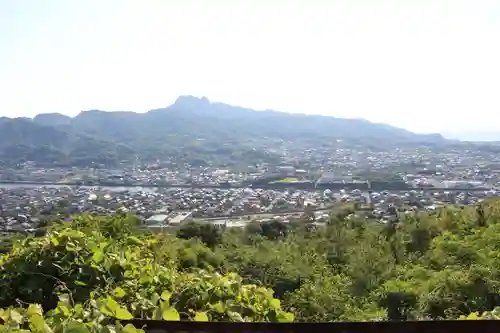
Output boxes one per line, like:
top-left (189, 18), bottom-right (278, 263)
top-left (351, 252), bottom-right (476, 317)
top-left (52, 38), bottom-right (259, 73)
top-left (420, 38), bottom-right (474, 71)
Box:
top-left (1, 96), bottom-right (446, 167)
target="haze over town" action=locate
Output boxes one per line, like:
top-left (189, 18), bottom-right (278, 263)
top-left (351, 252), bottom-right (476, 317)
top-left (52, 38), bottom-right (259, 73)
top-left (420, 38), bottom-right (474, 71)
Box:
top-left (1, 0), bottom-right (500, 139)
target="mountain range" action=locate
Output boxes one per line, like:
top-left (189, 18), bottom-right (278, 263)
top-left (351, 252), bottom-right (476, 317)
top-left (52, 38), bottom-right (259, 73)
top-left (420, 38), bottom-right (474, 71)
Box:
top-left (0, 96), bottom-right (450, 167)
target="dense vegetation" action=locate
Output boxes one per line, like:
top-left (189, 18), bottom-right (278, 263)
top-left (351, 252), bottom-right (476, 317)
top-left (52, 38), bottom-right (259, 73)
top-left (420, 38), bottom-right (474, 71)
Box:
top-left (0, 214), bottom-right (293, 332)
top-left (0, 96), bottom-right (446, 167)
top-left (3, 199), bottom-right (500, 331)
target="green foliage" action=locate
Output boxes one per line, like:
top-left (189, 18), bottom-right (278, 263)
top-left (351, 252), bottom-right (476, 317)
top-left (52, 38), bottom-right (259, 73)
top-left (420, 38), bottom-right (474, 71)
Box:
top-left (286, 274), bottom-right (353, 322)
top-left (6, 199), bottom-right (500, 325)
top-left (218, 198), bottom-right (500, 321)
top-left (459, 307), bottom-right (500, 320)
top-left (177, 222), bottom-right (222, 248)
top-left (0, 214), bottom-right (294, 329)
top-left (0, 299), bottom-right (144, 333)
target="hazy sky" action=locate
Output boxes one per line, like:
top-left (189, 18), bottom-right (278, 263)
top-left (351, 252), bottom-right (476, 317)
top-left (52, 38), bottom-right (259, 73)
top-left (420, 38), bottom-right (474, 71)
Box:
top-left (1, 0), bottom-right (499, 134)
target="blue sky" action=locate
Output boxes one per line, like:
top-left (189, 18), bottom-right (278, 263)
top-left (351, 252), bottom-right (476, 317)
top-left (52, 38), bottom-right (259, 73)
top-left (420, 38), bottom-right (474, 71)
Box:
top-left (1, 0), bottom-right (499, 135)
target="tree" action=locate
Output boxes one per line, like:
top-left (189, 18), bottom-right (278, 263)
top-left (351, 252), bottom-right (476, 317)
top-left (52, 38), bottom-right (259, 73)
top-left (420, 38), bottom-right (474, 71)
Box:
top-left (380, 292), bottom-right (418, 321)
top-left (177, 221), bottom-right (222, 248)
top-left (260, 220), bottom-right (289, 240)
top-left (287, 274), bottom-right (353, 322)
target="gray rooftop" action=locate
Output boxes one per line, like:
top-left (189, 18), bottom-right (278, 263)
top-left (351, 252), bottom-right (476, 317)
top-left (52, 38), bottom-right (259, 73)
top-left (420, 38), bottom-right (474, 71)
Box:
top-left (145, 214), bottom-right (168, 224)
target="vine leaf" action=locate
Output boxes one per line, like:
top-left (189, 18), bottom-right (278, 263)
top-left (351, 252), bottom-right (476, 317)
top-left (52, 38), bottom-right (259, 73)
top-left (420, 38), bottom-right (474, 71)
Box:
top-left (162, 308), bottom-right (180, 321)
top-left (194, 312), bottom-right (209, 322)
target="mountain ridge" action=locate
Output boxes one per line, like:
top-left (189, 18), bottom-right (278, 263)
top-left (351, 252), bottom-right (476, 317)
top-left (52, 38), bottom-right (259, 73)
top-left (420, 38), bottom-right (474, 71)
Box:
top-left (31, 95), bottom-right (441, 139)
top-left (0, 96), bottom-right (448, 167)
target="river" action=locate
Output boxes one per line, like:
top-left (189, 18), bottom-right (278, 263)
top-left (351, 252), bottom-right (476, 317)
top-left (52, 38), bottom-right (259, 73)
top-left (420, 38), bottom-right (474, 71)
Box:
top-left (0, 183), bottom-right (158, 193)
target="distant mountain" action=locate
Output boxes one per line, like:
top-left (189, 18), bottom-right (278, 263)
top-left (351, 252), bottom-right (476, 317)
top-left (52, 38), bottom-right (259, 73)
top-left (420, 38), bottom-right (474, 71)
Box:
top-left (66, 96), bottom-right (446, 146)
top-left (1, 96), bottom-right (448, 167)
top-left (32, 113), bottom-right (71, 127)
top-left (0, 117), bottom-right (133, 167)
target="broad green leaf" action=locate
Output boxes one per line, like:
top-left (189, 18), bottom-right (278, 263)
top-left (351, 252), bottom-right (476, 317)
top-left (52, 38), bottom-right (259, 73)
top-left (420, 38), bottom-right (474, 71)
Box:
top-left (50, 237), bottom-right (60, 246)
top-left (270, 298), bottom-right (281, 309)
top-left (160, 290), bottom-right (172, 301)
top-left (9, 309), bottom-right (23, 324)
top-left (92, 250), bottom-right (104, 263)
top-left (465, 312), bottom-right (480, 320)
top-left (105, 297), bottom-right (122, 314)
top-left (65, 321), bottom-right (90, 333)
top-left (126, 236), bottom-right (144, 246)
top-left (194, 312), bottom-right (209, 322)
top-left (74, 280), bottom-right (87, 287)
top-left (115, 307), bottom-right (134, 320)
top-left (162, 308), bottom-right (180, 321)
top-left (150, 293), bottom-right (161, 306)
top-left (113, 287), bottom-right (126, 298)
top-left (26, 304), bottom-right (43, 316)
top-left (57, 303), bottom-right (71, 317)
top-left (28, 314), bottom-right (52, 333)
top-left (123, 323), bottom-right (142, 333)
top-left (74, 304), bottom-right (84, 316)
top-left (159, 300), bottom-right (170, 313)
top-left (138, 275), bottom-right (152, 284)
top-left (211, 301), bottom-right (225, 314)
top-left (99, 304), bottom-right (113, 317)
top-left (277, 312), bottom-right (294, 322)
